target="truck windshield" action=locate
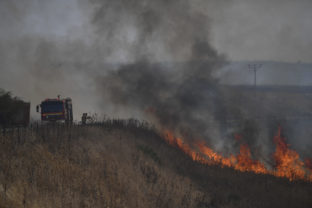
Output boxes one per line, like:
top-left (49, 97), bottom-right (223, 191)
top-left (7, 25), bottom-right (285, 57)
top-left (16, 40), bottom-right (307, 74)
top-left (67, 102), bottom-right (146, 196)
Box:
top-left (41, 101), bottom-right (63, 113)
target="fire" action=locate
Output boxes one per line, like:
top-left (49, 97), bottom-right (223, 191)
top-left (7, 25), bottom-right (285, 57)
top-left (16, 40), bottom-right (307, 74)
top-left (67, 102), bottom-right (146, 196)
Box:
top-left (164, 131), bottom-right (201, 161)
top-left (235, 144), bottom-right (268, 174)
top-left (164, 127), bottom-right (312, 182)
top-left (196, 141), bottom-right (230, 166)
top-left (165, 131), bottom-right (268, 173)
top-left (197, 141), bottom-right (268, 174)
top-left (273, 127), bottom-right (306, 180)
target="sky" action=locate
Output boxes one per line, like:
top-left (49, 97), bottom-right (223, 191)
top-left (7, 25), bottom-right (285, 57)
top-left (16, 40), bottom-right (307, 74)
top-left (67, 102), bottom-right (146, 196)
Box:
top-left (1, 0), bottom-right (312, 155)
top-left (1, 0), bottom-right (311, 62)
top-left (209, 0), bottom-right (312, 62)
top-left (0, 0), bottom-right (312, 119)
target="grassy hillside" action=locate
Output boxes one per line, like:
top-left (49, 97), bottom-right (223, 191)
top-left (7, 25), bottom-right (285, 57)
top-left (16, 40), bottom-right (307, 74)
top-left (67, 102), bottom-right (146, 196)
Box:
top-left (0, 120), bottom-right (311, 208)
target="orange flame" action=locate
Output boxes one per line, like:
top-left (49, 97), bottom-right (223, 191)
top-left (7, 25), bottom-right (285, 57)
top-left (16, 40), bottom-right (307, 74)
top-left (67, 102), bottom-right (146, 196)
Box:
top-left (164, 127), bottom-right (312, 182)
top-left (197, 140), bottom-right (268, 174)
top-left (164, 131), bottom-right (201, 161)
top-left (235, 144), bottom-right (268, 174)
top-left (273, 127), bottom-right (306, 180)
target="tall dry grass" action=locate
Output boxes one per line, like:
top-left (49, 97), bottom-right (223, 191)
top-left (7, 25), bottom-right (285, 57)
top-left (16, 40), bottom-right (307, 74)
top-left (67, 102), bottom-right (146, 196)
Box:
top-left (0, 120), bottom-right (311, 208)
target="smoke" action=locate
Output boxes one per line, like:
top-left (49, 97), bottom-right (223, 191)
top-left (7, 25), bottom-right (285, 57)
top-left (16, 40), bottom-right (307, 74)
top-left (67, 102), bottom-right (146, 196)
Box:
top-left (210, 0), bottom-right (312, 62)
top-left (90, 0), bottom-right (229, 145)
top-left (87, 0), bottom-right (221, 63)
top-left (0, 0), bottom-right (103, 118)
top-left (0, 0), bottom-right (312, 159)
top-left (92, 0), bottom-right (312, 160)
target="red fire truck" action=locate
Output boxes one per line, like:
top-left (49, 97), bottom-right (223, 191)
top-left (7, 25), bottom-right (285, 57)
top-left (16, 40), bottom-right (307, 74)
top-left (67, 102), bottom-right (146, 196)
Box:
top-left (36, 96), bottom-right (73, 124)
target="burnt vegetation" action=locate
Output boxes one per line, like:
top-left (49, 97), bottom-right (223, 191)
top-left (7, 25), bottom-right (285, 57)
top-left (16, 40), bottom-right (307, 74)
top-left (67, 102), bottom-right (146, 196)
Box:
top-left (0, 120), bottom-right (311, 208)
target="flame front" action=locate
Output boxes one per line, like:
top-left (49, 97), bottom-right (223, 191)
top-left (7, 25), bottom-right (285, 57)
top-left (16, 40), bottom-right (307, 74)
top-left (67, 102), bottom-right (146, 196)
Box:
top-left (273, 127), bottom-right (306, 180)
top-left (164, 127), bottom-right (312, 182)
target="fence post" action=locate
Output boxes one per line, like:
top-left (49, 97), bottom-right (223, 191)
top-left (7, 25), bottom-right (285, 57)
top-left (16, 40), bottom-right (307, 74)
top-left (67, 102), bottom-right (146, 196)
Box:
top-left (18, 127), bottom-right (21, 144)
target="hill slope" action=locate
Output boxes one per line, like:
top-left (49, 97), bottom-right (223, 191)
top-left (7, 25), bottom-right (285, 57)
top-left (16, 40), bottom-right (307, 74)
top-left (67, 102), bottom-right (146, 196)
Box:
top-left (0, 121), bottom-right (311, 208)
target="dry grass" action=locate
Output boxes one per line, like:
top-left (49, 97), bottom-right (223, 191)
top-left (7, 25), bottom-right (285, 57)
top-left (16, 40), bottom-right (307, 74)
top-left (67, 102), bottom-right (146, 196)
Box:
top-left (0, 120), bottom-right (311, 208)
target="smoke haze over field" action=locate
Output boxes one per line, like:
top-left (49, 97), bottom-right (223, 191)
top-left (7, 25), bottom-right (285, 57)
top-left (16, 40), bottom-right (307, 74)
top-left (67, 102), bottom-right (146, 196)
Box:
top-left (1, 0), bottom-right (312, 159)
top-left (1, 0), bottom-right (312, 115)
top-left (210, 0), bottom-right (312, 62)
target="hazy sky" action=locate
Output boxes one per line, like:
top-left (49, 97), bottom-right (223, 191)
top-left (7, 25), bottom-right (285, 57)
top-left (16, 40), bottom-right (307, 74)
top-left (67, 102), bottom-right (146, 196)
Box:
top-left (1, 0), bottom-right (312, 154)
top-left (0, 0), bottom-right (311, 62)
top-left (1, 0), bottom-right (312, 119)
top-left (209, 0), bottom-right (312, 62)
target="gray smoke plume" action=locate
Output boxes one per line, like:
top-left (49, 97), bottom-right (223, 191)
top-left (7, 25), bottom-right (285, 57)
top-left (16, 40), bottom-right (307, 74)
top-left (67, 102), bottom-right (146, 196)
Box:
top-left (90, 0), bottom-right (228, 144)
top-left (91, 0), bottom-right (312, 159)
top-left (0, 0), bottom-right (111, 118)
top-left (1, 0), bottom-right (312, 159)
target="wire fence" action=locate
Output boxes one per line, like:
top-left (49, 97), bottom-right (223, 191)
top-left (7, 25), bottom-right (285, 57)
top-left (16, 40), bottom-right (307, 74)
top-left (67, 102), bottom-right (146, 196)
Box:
top-left (0, 118), bottom-right (157, 147)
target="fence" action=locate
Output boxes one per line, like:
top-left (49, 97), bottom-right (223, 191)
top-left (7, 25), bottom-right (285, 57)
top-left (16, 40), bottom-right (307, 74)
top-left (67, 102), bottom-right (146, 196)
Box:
top-left (0, 118), bottom-right (156, 147)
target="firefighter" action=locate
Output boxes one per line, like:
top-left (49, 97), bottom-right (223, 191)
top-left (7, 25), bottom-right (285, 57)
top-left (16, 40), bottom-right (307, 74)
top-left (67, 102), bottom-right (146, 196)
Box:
top-left (81, 113), bottom-right (88, 125)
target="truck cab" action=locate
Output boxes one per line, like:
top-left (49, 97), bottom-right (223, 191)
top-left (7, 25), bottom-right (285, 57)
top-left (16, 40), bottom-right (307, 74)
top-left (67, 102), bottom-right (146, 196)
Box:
top-left (37, 96), bottom-right (73, 124)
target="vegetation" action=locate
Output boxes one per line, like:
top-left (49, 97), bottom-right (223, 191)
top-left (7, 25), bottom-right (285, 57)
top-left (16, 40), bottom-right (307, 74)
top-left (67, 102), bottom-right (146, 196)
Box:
top-left (0, 120), bottom-right (311, 208)
top-left (0, 89), bottom-right (30, 127)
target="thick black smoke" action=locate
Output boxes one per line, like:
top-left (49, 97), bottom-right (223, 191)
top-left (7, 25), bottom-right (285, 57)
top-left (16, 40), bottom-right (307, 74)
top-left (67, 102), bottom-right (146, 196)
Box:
top-left (92, 0), bottom-right (312, 159)
top-left (99, 60), bottom-right (226, 140)
top-left (1, 0), bottom-right (311, 159)
top-left (91, 0), bottom-right (228, 143)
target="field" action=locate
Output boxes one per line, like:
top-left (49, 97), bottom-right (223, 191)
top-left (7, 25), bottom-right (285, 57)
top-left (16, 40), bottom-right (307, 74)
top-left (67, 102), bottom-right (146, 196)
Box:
top-left (0, 120), bottom-right (311, 208)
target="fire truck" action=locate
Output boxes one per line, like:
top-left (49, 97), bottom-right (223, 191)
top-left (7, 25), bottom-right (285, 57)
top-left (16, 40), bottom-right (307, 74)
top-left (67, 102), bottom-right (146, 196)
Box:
top-left (36, 96), bottom-right (73, 124)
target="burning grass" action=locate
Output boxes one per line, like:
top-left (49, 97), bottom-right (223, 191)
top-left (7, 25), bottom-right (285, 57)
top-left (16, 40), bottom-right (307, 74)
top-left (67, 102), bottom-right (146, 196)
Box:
top-left (0, 120), bottom-right (311, 208)
top-left (164, 126), bottom-right (312, 182)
